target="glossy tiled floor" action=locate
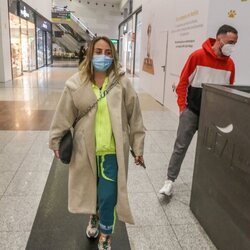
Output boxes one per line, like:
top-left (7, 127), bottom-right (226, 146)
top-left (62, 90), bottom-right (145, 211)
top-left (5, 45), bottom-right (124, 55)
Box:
top-left (0, 66), bottom-right (216, 249)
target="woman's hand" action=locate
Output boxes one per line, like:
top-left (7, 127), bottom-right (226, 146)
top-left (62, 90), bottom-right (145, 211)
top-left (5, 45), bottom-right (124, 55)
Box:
top-left (134, 156), bottom-right (146, 168)
top-left (54, 150), bottom-right (60, 159)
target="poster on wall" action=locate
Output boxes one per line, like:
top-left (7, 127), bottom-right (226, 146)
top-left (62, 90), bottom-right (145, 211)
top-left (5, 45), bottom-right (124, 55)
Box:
top-left (167, 0), bottom-right (209, 91)
top-left (142, 24), bottom-right (154, 74)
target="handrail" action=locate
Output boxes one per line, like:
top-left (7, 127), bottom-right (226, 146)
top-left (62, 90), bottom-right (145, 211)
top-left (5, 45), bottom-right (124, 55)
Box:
top-left (70, 14), bottom-right (96, 38)
top-left (57, 24), bottom-right (68, 33)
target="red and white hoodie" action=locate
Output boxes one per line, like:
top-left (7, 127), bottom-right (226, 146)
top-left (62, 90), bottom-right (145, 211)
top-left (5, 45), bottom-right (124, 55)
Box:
top-left (176, 38), bottom-right (235, 115)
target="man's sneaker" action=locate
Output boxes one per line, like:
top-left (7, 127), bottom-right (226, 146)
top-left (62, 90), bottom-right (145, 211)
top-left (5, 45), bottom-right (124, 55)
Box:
top-left (86, 215), bottom-right (99, 239)
top-left (98, 234), bottom-right (111, 250)
top-left (159, 180), bottom-right (173, 196)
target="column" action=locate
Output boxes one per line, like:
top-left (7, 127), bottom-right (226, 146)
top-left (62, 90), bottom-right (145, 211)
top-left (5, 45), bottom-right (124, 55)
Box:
top-left (0, 0), bottom-right (12, 82)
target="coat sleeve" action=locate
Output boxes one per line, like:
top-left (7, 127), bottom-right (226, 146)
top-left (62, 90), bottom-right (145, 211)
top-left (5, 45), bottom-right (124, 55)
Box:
top-left (49, 86), bottom-right (78, 150)
top-left (123, 78), bottom-right (145, 156)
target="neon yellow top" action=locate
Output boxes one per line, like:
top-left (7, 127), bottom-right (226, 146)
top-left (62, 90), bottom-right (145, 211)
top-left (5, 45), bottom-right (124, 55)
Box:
top-left (92, 77), bottom-right (116, 155)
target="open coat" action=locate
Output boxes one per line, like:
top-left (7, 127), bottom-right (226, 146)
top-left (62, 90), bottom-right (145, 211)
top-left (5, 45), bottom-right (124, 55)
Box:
top-left (49, 70), bottom-right (145, 224)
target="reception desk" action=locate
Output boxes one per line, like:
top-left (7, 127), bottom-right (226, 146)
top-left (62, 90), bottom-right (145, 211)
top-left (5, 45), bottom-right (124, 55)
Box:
top-left (190, 84), bottom-right (250, 250)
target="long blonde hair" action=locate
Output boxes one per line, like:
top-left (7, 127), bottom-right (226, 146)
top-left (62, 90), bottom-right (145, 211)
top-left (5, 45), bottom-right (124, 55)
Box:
top-left (79, 36), bottom-right (120, 83)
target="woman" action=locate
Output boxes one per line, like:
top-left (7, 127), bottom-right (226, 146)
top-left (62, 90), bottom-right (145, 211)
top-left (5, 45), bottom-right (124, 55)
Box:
top-left (78, 45), bottom-right (86, 65)
top-left (49, 36), bottom-right (145, 250)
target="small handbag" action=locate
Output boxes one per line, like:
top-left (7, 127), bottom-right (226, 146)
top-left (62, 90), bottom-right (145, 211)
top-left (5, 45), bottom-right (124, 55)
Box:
top-left (58, 78), bottom-right (119, 164)
top-left (59, 129), bottom-right (73, 164)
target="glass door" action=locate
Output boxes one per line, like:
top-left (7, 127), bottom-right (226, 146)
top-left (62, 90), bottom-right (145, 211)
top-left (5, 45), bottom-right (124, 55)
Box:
top-left (46, 32), bottom-right (52, 65)
top-left (28, 21), bottom-right (36, 70)
top-left (126, 19), bottom-right (133, 74)
top-left (21, 18), bottom-right (29, 71)
top-left (37, 28), bottom-right (46, 68)
top-left (134, 11), bottom-right (142, 76)
top-left (9, 13), bottom-right (22, 78)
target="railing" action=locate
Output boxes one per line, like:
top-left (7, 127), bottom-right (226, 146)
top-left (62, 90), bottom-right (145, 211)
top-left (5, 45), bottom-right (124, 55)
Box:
top-left (52, 6), bottom-right (96, 39)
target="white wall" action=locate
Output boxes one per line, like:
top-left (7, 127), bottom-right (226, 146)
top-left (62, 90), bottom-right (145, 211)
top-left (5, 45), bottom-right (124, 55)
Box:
top-left (0, 0), bottom-right (12, 82)
top-left (25, 0), bottom-right (52, 20)
top-left (140, 0), bottom-right (250, 115)
top-left (207, 0), bottom-right (250, 86)
top-left (140, 0), bottom-right (174, 104)
top-left (120, 0), bottom-right (128, 9)
top-left (164, 0), bottom-right (209, 113)
top-left (54, 0), bottom-right (122, 38)
top-left (133, 0), bottom-right (142, 11)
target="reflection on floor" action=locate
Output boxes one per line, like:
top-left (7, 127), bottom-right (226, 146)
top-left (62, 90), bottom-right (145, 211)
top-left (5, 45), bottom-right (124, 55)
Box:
top-left (0, 66), bottom-right (216, 249)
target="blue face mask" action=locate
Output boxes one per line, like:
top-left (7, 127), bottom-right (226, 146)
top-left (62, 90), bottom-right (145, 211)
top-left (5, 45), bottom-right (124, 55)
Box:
top-left (92, 55), bottom-right (113, 72)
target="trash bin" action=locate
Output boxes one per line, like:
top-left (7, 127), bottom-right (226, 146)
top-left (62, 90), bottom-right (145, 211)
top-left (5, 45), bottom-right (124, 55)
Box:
top-left (190, 84), bottom-right (250, 250)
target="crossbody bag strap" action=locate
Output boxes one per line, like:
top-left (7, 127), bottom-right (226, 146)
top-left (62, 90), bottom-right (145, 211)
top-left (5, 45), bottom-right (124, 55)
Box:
top-left (73, 78), bottom-right (119, 127)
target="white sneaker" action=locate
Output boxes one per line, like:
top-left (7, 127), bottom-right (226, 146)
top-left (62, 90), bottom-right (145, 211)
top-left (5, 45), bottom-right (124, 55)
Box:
top-left (159, 180), bottom-right (173, 196)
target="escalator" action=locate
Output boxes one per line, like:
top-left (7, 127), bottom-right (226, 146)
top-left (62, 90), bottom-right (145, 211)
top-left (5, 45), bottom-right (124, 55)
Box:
top-left (53, 23), bottom-right (81, 52)
top-left (52, 7), bottom-right (96, 52)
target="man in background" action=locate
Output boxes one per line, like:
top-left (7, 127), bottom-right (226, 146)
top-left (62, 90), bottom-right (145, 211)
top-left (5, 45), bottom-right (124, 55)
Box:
top-left (160, 24), bottom-right (238, 196)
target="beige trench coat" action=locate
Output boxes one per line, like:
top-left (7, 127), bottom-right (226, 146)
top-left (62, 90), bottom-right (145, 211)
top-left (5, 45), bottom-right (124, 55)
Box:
top-left (49, 70), bottom-right (145, 224)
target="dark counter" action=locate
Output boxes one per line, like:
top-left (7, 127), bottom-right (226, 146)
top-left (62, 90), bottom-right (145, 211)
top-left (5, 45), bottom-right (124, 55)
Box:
top-left (190, 84), bottom-right (250, 250)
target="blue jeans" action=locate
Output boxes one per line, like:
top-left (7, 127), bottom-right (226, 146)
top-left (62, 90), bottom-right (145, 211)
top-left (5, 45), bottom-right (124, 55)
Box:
top-left (96, 154), bottom-right (118, 234)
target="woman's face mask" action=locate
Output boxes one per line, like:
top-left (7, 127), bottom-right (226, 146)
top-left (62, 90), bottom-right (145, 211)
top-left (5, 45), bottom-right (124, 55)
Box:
top-left (92, 55), bottom-right (113, 72)
top-left (221, 41), bottom-right (235, 56)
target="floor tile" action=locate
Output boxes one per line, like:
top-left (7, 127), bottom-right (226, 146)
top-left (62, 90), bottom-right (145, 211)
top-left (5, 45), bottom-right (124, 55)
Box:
top-left (0, 152), bottom-right (26, 172)
top-left (0, 232), bottom-right (30, 250)
top-left (127, 226), bottom-right (181, 250)
top-left (0, 172), bottom-right (15, 196)
top-left (172, 223), bottom-right (216, 250)
top-left (143, 133), bottom-right (162, 153)
top-left (128, 192), bottom-right (170, 227)
top-left (0, 131), bottom-right (16, 152)
top-left (162, 197), bottom-right (198, 225)
top-left (0, 196), bottom-right (41, 231)
top-left (127, 169), bottom-right (154, 193)
top-left (4, 171), bottom-right (49, 196)
top-left (143, 152), bottom-right (169, 170)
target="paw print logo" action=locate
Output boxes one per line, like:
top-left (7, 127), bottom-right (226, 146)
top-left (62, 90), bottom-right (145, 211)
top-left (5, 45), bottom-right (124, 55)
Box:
top-left (228, 10), bottom-right (237, 18)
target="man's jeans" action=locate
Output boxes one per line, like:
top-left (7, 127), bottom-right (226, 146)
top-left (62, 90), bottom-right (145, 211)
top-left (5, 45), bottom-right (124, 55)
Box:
top-left (167, 108), bottom-right (199, 181)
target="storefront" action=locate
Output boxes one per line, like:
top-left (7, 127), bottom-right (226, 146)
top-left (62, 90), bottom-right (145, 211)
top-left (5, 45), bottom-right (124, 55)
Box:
top-left (8, 0), bottom-right (52, 78)
top-left (36, 15), bottom-right (52, 68)
top-left (8, 0), bottom-right (22, 78)
top-left (19, 1), bottom-right (36, 71)
top-left (118, 7), bottom-right (142, 76)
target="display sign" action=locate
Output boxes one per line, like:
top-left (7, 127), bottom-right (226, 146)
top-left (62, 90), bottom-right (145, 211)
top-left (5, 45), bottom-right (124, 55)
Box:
top-left (18, 1), bottom-right (35, 22)
top-left (110, 39), bottom-right (118, 45)
top-left (52, 12), bottom-right (71, 22)
top-left (36, 15), bottom-right (52, 32)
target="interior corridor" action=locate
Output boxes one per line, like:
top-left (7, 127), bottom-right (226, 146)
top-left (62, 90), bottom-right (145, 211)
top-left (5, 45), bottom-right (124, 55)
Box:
top-left (0, 66), bottom-right (216, 249)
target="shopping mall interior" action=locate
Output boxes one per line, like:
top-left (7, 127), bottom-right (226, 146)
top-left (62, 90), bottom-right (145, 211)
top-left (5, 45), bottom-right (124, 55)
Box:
top-left (0, 0), bottom-right (249, 249)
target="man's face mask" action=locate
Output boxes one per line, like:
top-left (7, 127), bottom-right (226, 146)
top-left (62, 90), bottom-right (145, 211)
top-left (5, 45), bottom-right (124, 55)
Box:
top-left (92, 55), bottom-right (113, 72)
top-left (221, 41), bottom-right (235, 56)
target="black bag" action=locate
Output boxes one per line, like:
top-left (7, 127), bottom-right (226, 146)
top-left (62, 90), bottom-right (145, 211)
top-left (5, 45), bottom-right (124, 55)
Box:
top-left (58, 78), bottom-right (119, 165)
top-left (59, 129), bottom-right (73, 164)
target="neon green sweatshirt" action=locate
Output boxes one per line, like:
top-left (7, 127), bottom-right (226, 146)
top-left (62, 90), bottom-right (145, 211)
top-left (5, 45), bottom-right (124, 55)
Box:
top-left (92, 77), bottom-right (116, 155)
